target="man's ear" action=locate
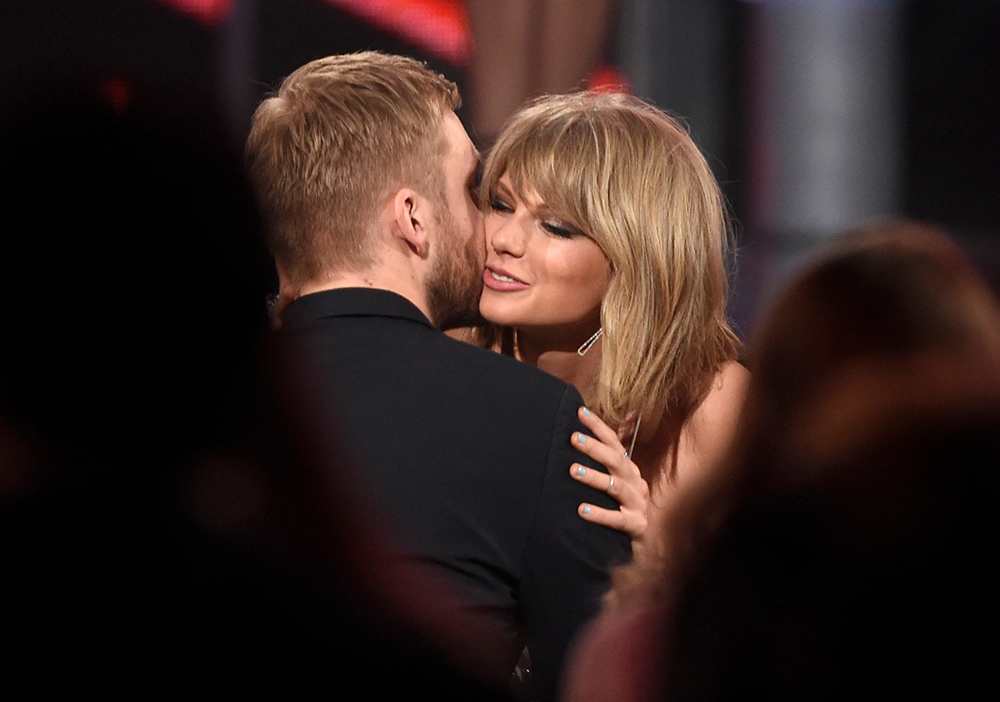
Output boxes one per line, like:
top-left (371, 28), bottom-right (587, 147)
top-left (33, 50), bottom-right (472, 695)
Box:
top-left (391, 188), bottom-right (432, 259)
top-left (270, 260), bottom-right (299, 331)
top-left (274, 259), bottom-right (293, 291)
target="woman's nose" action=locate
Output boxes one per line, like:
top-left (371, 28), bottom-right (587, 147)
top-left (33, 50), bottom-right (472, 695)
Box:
top-left (488, 214), bottom-right (527, 257)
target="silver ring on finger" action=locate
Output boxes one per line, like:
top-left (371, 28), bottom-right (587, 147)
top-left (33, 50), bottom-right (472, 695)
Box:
top-left (608, 476), bottom-right (615, 492)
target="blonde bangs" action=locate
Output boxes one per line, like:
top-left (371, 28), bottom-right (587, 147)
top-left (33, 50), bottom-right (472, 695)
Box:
top-left (482, 102), bottom-right (602, 244)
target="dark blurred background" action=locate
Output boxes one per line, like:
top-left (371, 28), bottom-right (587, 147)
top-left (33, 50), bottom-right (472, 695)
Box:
top-left (3, 0), bottom-right (997, 338)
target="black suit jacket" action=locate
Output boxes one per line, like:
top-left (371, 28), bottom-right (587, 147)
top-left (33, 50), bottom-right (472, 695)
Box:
top-left (282, 288), bottom-right (630, 700)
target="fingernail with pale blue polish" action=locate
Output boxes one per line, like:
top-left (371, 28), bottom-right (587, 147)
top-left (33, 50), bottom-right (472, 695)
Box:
top-left (583, 506), bottom-right (592, 515)
top-left (577, 434), bottom-right (587, 444)
top-left (582, 407), bottom-right (591, 416)
top-left (576, 466), bottom-right (586, 476)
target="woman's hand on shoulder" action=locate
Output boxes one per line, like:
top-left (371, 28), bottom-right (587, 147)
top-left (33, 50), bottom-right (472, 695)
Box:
top-left (570, 406), bottom-right (650, 542)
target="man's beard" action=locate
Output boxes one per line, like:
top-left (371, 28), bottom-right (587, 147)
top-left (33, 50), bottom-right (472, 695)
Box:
top-left (426, 209), bottom-right (485, 331)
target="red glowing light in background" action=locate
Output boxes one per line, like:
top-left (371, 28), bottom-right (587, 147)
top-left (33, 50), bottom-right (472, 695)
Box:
top-left (152, 0), bottom-right (470, 66)
top-left (586, 65), bottom-right (630, 95)
top-left (149, 0), bottom-right (622, 92)
top-left (152, 0), bottom-right (235, 26)
top-left (325, 0), bottom-right (471, 66)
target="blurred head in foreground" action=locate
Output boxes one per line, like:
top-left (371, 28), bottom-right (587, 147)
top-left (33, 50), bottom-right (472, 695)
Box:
top-left (741, 220), bottom-right (1000, 460)
top-left (672, 221), bottom-right (1000, 696)
top-left (605, 221), bottom-right (1000, 699)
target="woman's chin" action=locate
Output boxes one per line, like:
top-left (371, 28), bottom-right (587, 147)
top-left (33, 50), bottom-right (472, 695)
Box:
top-left (479, 313), bottom-right (515, 328)
top-left (478, 300), bottom-right (515, 328)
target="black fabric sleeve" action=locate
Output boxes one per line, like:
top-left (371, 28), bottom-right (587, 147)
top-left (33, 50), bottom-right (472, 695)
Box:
top-left (519, 385), bottom-right (632, 702)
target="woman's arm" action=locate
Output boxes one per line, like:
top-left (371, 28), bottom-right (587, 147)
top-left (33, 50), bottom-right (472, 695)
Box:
top-left (677, 362), bottom-right (749, 482)
top-left (650, 361), bottom-right (750, 519)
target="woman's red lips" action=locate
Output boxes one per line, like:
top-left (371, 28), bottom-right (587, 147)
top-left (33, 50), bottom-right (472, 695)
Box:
top-left (484, 266), bottom-right (529, 291)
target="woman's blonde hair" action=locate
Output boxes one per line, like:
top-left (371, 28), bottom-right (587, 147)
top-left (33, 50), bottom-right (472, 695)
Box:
top-left (481, 91), bottom-right (740, 433)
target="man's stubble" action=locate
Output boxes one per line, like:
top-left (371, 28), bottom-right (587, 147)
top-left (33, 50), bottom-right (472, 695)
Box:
top-left (426, 205), bottom-right (485, 331)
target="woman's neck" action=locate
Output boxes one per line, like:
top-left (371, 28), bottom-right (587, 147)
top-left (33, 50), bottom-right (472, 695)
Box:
top-left (512, 324), bottom-right (682, 485)
top-left (514, 326), bottom-right (603, 405)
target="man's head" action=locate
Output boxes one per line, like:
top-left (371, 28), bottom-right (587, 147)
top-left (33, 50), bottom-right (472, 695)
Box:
top-left (246, 52), bottom-right (476, 295)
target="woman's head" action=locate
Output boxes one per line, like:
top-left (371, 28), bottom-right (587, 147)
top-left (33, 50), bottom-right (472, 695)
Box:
top-left (480, 91), bottom-right (739, 428)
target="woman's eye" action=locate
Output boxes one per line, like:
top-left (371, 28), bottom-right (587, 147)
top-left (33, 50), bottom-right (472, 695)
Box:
top-left (490, 198), bottom-right (514, 214)
top-left (542, 221), bottom-right (579, 238)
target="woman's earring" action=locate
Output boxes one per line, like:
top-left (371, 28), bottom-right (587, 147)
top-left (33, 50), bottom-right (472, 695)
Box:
top-left (577, 328), bottom-right (604, 356)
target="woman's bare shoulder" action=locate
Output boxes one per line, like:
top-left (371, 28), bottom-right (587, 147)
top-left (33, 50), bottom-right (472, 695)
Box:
top-left (689, 362), bottom-right (749, 445)
top-left (668, 362), bottom-right (750, 486)
top-left (699, 361), bottom-right (751, 425)
top-left (639, 364), bottom-right (750, 558)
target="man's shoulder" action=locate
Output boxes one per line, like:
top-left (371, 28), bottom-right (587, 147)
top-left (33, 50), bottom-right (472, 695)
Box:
top-left (283, 292), bottom-right (581, 418)
top-left (435, 332), bottom-right (573, 396)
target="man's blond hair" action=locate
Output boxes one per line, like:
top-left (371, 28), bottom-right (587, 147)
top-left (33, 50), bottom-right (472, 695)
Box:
top-left (246, 52), bottom-right (460, 284)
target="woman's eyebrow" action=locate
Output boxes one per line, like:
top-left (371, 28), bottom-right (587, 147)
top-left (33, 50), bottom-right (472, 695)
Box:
top-left (533, 199), bottom-right (562, 218)
top-left (494, 181), bottom-right (516, 199)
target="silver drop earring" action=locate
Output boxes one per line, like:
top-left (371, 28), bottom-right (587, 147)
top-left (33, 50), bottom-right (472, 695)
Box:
top-left (625, 414), bottom-right (641, 459)
top-left (577, 328), bottom-right (603, 356)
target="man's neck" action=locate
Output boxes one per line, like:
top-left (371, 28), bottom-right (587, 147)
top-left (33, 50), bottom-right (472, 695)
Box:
top-left (296, 267), bottom-right (434, 324)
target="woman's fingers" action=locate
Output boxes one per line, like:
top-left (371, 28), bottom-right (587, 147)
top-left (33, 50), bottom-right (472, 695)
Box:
top-left (571, 459), bottom-right (646, 512)
top-left (571, 455), bottom-right (650, 541)
top-left (578, 406), bottom-right (625, 451)
top-left (577, 501), bottom-right (646, 540)
top-left (572, 430), bottom-right (632, 483)
top-left (570, 461), bottom-right (616, 494)
top-left (571, 405), bottom-right (651, 542)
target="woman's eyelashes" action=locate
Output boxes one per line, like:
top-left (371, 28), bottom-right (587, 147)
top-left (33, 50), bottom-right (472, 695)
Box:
top-left (489, 196), bottom-right (515, 214)
top-left (541, 220), bottom-right (580, 238)
top-left (487, 190), bottom-right (582, 238)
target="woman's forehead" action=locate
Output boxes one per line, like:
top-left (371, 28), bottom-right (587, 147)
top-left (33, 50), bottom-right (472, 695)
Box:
top-left (499, 158), bottom-right (573, 205)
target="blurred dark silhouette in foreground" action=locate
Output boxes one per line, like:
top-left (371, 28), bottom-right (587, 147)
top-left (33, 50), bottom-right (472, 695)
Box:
top-left (664, 221), bottom-right (1000, 699)
top-left (0, 77), bottom-right (511, 698)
